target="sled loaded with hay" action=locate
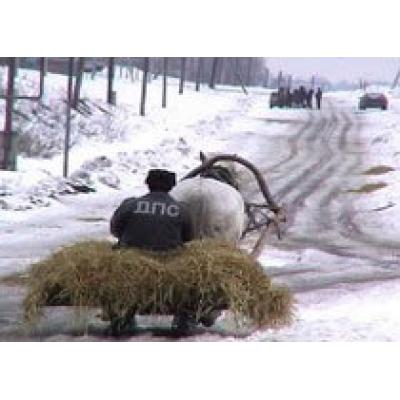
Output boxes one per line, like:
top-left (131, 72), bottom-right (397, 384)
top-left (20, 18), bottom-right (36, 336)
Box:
top-left (23, 154), bottom-right (291, 337)
top-left (23, 240), bottom-right (293, 336)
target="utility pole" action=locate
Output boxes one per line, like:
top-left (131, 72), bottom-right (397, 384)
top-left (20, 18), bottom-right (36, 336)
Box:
top-left (140, 57), bottom-right (150, 116)
top-left (179, 57), bottom-right (186, 94)
top-left (107, 57), bottom-right (115, 105)
top-left (63, 58), bottom-right (74, 178)
top-left (162, 57), bottom-right (168, 108)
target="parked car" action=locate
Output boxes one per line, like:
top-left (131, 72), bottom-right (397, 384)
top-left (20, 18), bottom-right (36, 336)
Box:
top-left (270, 92), bottom-right (281, 108)
top-left (359, 93), bottom-right (388, 110)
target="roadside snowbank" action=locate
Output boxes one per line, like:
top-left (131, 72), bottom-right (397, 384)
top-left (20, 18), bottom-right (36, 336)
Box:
top-left (1, 69), bottom-right (257, 211)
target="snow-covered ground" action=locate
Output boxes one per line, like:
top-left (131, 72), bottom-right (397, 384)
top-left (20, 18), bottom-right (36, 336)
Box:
top-left (1, 68), bottom-right (255, 211)
top-left (1, 68), bottom-right (400, 341)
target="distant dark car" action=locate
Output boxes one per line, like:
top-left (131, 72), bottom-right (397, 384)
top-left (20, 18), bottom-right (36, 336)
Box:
top-left (359, 93), bottom-right (388, 110)
top-left (270, 92), bottom-right (281, 108)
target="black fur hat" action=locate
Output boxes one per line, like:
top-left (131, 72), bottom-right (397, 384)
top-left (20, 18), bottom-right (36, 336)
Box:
top-left (145, 169), bottom-right (176, 191)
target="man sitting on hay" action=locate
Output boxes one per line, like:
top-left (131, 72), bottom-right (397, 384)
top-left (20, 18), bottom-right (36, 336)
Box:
top-left (110, 168), bottom-right (222, 332)
top-left (111, 169), bottom-right (193, 252)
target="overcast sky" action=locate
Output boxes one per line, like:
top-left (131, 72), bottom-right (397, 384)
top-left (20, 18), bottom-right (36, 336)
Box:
top-left (266, 58), bottom-right (400, 83)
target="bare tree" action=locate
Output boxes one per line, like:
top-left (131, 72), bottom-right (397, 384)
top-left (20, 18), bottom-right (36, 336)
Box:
top-left (179, 57), bottom-right (186, 94)
top-left (230, 59), bottom-right (248, 95)
top-left (218, 58), bottom-right (226, 84)
top-left (277, 70), bottom-right (283, 89)
top-left (246, 58), bottom-right (253, 86)
top-left (162, 58), bottom-right (168, 108)
top-left (187, 58), bottom-right (195, 82)
top-left (128, 59), bottom-right (134, 82)
top-left (153, 58), bottom-right (162, 79)
top-left (1, 58), bottom-right (17, 170)
top-left (91, 62), bottom-right (97, 80)
top-left (209, 58), bottom-right (219, 89)
top-left (392, 70), bottom-right (400, 89)
top-left (64, 58), bottom-right (74, 178)
top-left (121, 57), bottom-right (267, 87)
top-left (263, 68), bottom-right (269, 88)
top-left (195, 58), bottom-right (203, 91)
top-left (107, 57), bottom-right (115, 105)
top-left (288, 74), bottom-right (292, 89)
top-left (73, 57), bottom-right (85, 109)
top-left (140, 57), bottom-right (150, 116)
top-left (39, 57), bottom-right (46, 99)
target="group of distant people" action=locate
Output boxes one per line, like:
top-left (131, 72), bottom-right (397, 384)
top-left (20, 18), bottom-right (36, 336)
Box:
top-left (277, 86), bottom-right (323, 109)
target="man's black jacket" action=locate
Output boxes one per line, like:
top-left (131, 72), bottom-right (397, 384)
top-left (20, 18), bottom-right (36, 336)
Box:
top-left (110, 191), bottom-right (193, 251)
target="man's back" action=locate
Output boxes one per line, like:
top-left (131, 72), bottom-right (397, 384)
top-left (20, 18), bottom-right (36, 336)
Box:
top-left (111, 191), bottom-right (193, 251)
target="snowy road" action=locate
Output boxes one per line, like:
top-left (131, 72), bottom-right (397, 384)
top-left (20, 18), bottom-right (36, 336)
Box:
top-left (1, 88), bottom-right (399, 341)
top-left (259, 100), bottom-right (400, 290)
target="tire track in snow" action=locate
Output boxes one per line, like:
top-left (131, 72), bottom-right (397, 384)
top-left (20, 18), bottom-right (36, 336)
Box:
top-left (264, 110), bottom-right (315, 173)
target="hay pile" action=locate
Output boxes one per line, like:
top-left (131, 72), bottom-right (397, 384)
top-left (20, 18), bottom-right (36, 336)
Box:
top-left (23, 240), bottom-right (294, 330)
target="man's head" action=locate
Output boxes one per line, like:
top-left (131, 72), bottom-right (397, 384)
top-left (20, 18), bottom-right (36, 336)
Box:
top-left (145, 169), bottom-right (176, 192)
